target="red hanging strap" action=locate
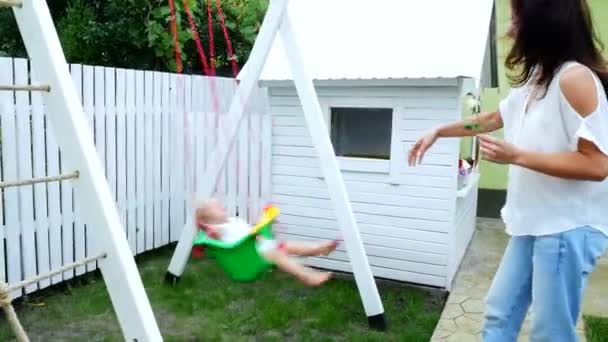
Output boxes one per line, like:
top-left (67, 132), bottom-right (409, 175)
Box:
top-left (169, 0), bottom-right (183, 74)
top-left (183, 0), bottom-right (210, 75)
top-left (182, 0), bottom-right (221, 115)
top-left (214, 0), bottom-right (239, 78)
top-left (207, 0), bottom-right (217, 76)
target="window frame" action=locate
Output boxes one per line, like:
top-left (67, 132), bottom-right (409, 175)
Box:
top-left (322, 98), bottom-right (399, 174)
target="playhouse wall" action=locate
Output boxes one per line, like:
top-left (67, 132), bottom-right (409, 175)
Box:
top-left (268, 84), bottom-right (461, 287)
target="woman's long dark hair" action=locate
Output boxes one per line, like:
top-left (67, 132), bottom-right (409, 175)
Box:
top-left (506, 0), bottom-right (608, 96)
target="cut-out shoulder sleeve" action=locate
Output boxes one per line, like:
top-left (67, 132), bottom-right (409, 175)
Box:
top-left (559, 65), bottom-right (608, 156)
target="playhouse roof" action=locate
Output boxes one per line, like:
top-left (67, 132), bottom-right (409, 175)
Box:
top-left (241, 0), bottom-right (495, 86)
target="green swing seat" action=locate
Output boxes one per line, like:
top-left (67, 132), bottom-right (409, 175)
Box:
top-left (192, 206), bottom-right (278, 282)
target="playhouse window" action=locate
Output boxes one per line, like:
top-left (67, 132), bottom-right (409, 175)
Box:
top-left (330, 107), bottom-right (392, 160)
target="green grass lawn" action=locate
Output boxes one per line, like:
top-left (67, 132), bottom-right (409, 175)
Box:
top-left (0, 246), bottom-right (445, 341)
top-left (586, 316), bottom-right (608, 342)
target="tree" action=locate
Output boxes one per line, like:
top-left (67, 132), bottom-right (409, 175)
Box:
top-left (0, 0), bottom-right (268, 75)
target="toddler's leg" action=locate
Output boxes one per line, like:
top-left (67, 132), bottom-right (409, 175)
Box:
top-left (282, 240), bottom-right (338, 257)
top-left (262, 249), bottom-right (332, 286)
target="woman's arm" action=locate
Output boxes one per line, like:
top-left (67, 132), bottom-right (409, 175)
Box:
top-left (408, 110), bottom-right (503, 166)
top-left (436, 111), bottom-right (503, 138)
top-left (480, 65), bottom-right (608, 181)
top-left (514, 139), bottom-right (608, 181)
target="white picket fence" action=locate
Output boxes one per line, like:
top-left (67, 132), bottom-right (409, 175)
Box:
top-left (0, 57), bottom-right (271, 297)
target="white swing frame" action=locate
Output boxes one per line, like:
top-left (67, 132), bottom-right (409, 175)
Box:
top-left (8, 0), bottom-right (163, 340)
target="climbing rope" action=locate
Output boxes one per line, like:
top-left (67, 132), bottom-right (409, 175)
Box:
top-left (0, 284), bottom-right (29, 342)
top-left (0, 253), bottom-right (106, 342)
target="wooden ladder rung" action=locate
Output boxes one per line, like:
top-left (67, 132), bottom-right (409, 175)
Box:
top-left (0, 85), bottom-right (51, 92)
top-left (6, 253), bottom-right (107, 293)
top-left (0, 0), bottom-right (21, 8)
top-left (0, 171), bottom-right (79, 189)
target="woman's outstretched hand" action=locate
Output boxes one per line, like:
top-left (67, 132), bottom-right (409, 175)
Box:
top-left (408, 130), bottom-right (439, 166)
top-left (479, 134), bottom-right (522, 164)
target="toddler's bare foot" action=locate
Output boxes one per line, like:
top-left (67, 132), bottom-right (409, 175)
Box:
top-left (317, 240), bottom-right (339, 256)
top-left (300, 271), bottom-right (332, 286)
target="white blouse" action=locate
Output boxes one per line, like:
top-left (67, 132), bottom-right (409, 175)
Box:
top-left (499, 62), bottom-right (608, 237)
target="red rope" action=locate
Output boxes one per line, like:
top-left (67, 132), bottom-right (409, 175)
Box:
top-left (169, 0), bottom-right (183, 74)
top-left (214, 0), bottom-right (239, 78)
top-left (183, 0), bottom-right (210, 75)
top-left (207, 0), bottom-right (217, 76)
top-left (183, 0), bottom-right (221, 114)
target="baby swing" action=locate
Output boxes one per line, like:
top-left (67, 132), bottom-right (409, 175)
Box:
top-left (192, 205), bottom-right (280, 282)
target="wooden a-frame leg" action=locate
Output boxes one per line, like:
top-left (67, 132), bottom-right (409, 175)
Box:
top-left (279, 12), bottom-right (387, 331)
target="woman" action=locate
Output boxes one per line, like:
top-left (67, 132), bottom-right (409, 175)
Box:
top-left (409, 0), bottom-right (608, 340)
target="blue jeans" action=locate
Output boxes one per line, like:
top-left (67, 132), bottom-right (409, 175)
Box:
top-left (482, 226), bottom-right (607, 342)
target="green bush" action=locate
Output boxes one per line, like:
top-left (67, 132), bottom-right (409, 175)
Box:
top-left (0, 0), bottom-right (268, 74)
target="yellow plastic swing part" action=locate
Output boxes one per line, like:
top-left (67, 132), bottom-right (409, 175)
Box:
top-left (250, 205), bottom-right (280, 234)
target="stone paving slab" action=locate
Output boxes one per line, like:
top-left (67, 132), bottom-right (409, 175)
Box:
top-left (431, 218), bottom-right (607, 341)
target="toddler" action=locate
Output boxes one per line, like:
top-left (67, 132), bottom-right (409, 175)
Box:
top-left (196, 199), bottom-right (338, 286)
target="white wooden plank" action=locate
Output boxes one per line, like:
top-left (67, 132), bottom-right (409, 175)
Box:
top-left (272, 184), bottom-right (451, 211)
top-left (272, 145), bottom-right (318, 158)
top-left (249, 111), bottom-right (262, 218)
top-left (94, 66), bottom-right (106, 173)
top-left (272, 152), bottom-right (452, 177)
top-left (193, 77), bottom-right (206, 195)
top-left (273, 135), bottom-right (312, 147)
top-left (306, 258), bottom-right (445, 287)
top-left (282, 224), bottom-right (447, 257)
top-left (116, 69), bottom-right (127, 233)
top-left (151, 72), bottom-right (162, 248)
top-left (216, 81), bottom-right (227, 210)
top-left (401, 138), bottom-right (455, 154)
top-left (193, 78), bottom-right (205, 193)
top-left (30, 67), bottom-right (52, 286)
top-left (269, 105), bottom-right (302, 117)
top-left (0, 58), bottom-right (23, 298)
top-left (182, 75), bottom-right (192, 233)
top-left (227, 81), bottom-right (238, 217)
top-left (261, 93), bottom-right (272, 205)
top-left (160, 72), bottom-right (171, 245)
top-left (105, 68), bottom-right (117, 201)
top-left (169, 73), bottom-right (180, 242)
top-left (401, 107), bottom-right (460, 120)
top-left (135, 70), bottom-right (146, 252)
top-left (237, 87), bottom-right (250, 221)
top-left (277, 203), bottom-right (450, 233)
top-left (272, 194), bottom-right (450, 221)
top-left (272, 164), bottom-right (453, 188)
top-left (272, 126), bottom-right (309, 137)
top-left (60, 140), bottom-right (75, 280)
top-left (14, 59), bottom-right (38, 292)
top-left (278, 214), bottom-right (449, 243)
top-left (275, 233), bottom-right (446, 271)
top-left (269, 86), bottom-right (457, 99)
top-left (82, 64), bottom-right (95, 272)
top-left (126, 69), bottom-right (137, 253)
top-left (153, 72), bottom-right (163, 248)
top-left (401, 119), bottom-right (449, 131)
top-left (144, 71), bottom-right (155, 250)
top-left (274, 115), bottom-right (304, 127)
top-left (83, 66), bottom-right (95, 133)
top-left (272, 174), bottom-right (451, 199)
top-left (70, 64), bottom-right (86, 276)
top-left (402, 98), bottom-right (459, 110)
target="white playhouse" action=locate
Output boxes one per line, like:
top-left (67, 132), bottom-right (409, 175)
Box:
top-left (255, 0), bottom-right (497, 289)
